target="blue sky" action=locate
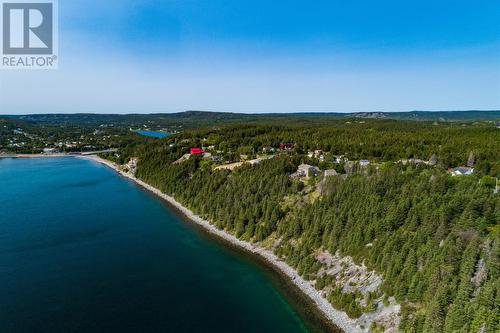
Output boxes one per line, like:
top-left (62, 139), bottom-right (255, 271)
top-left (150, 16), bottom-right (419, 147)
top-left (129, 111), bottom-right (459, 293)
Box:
top-left (1, 0), bottom-right (499, 113)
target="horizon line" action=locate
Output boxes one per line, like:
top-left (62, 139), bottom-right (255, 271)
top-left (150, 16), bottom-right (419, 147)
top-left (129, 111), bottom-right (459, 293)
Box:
top-left (3, 109), bottom-right (500, 116)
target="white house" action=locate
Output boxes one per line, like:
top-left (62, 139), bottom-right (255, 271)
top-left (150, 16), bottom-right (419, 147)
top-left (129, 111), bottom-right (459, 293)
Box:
top-left (43, 148), bottom-right (58, 154)
top-left (450, 167), bottom-right (474, 176)
top-left (332, 155), bottom-right (347, 164)
top-left (359, 160), bottom-right (370, 167)
top-left (308, 150), bottom-right (324, 159)
top-left (314, 150), bottom-right (323, 158)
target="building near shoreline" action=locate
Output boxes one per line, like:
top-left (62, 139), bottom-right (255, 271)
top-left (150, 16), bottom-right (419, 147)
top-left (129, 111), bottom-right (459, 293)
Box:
top-left (43, 148), bottom-right (58, 154)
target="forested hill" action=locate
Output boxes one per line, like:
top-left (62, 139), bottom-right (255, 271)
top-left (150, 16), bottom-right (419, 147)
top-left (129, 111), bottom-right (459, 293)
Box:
top-left (110, 121), bottom-right (500, 332)
top-left (3, 110), bottom-right (499, 129)
top-left (349, 111), bottom-right (500, 121)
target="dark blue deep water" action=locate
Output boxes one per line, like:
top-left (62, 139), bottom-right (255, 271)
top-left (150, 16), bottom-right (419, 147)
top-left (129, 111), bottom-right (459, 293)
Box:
top-left (0, 158), bottom-right (330, 333)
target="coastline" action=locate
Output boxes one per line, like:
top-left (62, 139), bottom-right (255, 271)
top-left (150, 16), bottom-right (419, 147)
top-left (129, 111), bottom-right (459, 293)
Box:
top-left (0, 151), bottom-right (117, 159)
top-left (79, 155), bottom-right (360, 333)
top-left (0, 153), bottom-right (69, 158)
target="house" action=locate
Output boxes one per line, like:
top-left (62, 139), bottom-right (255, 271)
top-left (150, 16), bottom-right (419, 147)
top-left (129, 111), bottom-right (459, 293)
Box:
top-left (280, 142), bottom-right (295, 150)
top-left (127, 158), bottom-right (139, 169)
top-left (292, 164), bottom-right (320, 179)
top-left (308, 150), bottom-right (324, 159)
top-left (43, 148), bottom-right (58, 154)
top-left (450, 167), bottom-right (474, 176)
top-left (324, 169), bottom-right (338, 177)
top-left (190, 148), bottom-right (205, 155)
top-left (359, 160), bottom-right (370, 167)
top-left (332, 155), bottom-right (347, 164)
top-left (126, 158), bottom-right (139, 174)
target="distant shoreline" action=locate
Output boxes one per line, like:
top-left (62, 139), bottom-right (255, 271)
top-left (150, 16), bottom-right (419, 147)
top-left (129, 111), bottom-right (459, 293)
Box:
top-left (78, 155), bottom-right (360, 333)
top-left (0, 153), bottom-right (69, 158)
top-left (0, 150), bottom-right (117, 159)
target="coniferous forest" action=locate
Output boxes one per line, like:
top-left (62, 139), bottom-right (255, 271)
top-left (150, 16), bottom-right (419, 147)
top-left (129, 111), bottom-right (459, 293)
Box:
top-left (111, 119), bottom-right (500, 333)
top-left (0, 0), bottom-right (498, 329)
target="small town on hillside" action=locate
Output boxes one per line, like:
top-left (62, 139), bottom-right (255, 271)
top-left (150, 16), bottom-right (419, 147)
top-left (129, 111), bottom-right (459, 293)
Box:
top-left (2, 119), bottom-right (499, 196)
top-left (122, 139), bottom-right (496, 191)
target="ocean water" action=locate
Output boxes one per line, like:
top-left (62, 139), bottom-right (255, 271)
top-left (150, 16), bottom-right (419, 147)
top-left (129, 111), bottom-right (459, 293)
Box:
top-left (0, 157), bottom-right (334, 333)
top-left (136, 130), bottom-right (170, 138)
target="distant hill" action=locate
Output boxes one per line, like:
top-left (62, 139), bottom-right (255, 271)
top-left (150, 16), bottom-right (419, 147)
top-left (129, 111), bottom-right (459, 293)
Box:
top-left (1, 111), bottom-right (262, 129)
top-left (2, 110), bottom-right (499, 128)
top-left (348, 111), bottom-right (500, 121)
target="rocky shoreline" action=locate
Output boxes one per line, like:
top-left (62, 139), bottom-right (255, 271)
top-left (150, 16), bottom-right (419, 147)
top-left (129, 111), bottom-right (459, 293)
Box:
top-left (79, 155), bottom-right (361, 333)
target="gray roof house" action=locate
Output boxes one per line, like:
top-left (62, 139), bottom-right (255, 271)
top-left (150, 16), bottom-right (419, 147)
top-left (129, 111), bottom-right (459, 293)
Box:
top-left (292, 164), bottom-right (320, 179)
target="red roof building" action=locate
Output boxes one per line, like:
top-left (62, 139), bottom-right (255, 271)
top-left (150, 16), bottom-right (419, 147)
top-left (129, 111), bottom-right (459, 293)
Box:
top-left (279, 142), bottom-right (295, 150)
top-left (190, 148), bottom-right (205, 155)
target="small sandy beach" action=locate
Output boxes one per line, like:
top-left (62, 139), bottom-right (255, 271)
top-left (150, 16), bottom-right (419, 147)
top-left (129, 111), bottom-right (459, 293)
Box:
top-left (79, 155), bottom-right (360, 333)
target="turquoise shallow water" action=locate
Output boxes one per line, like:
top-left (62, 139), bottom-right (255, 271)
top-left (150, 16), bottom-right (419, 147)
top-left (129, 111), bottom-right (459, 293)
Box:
top-left (0, 157), bottom-right (329, 333)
